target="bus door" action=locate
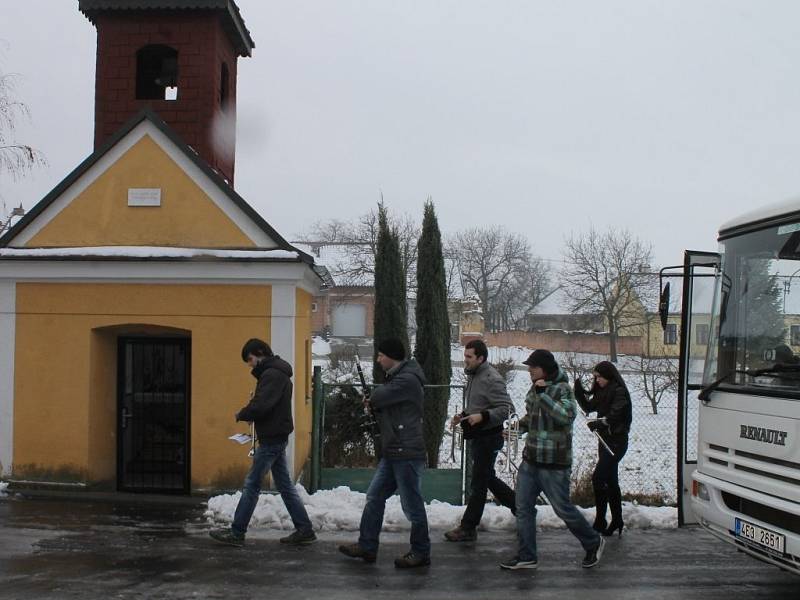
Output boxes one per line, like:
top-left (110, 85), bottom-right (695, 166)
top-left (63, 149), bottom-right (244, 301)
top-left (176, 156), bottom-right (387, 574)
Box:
top-left (660, 250), bottom-right (720, 525)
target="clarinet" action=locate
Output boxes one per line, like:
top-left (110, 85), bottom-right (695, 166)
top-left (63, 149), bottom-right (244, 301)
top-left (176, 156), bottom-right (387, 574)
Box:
top-left (354, 352), bottom-right (382, 449)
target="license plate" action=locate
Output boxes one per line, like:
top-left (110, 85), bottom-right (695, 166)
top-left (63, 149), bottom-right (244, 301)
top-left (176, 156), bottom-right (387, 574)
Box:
top-left (735, 518), bottom-right (785, 555)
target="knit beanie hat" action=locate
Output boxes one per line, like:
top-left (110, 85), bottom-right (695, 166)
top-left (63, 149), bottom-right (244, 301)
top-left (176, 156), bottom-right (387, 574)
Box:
top-left (377, 337), bottom-right (406, 361)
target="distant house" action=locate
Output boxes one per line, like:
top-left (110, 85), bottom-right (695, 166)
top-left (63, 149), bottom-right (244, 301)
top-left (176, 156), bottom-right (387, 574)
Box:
top-left (523, 287), bottom-right (605, 333)
top-left (292, 242), bottom-right (377, 339)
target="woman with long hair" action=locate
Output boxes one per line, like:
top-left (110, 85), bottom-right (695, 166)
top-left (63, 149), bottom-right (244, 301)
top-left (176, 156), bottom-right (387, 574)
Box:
top-left (574, 361), bottom-right (633, 537)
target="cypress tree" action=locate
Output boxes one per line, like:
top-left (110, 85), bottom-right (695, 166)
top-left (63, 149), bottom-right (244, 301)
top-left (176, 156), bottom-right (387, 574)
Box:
top-left (373, 203), bottom-right (409, 384)
top-left (743, 260), bottom-right (786, 359)
top-left (414, 199), bottom-right (452, 467)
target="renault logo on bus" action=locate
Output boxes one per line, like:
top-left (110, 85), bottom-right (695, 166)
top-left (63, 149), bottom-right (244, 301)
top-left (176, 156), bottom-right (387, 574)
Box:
top-left (739, 425), bottom-right (788, 446)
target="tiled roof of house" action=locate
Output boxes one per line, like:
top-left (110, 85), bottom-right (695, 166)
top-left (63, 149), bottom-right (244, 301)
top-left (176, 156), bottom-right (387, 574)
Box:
top-left (78, 0), bottom-right (255, 56)
top-left (293, 242), bottom-right (374, 287)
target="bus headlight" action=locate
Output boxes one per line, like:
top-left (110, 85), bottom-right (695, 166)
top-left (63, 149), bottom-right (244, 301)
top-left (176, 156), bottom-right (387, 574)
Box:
top-left (693, 480), bottom-right (710, 501)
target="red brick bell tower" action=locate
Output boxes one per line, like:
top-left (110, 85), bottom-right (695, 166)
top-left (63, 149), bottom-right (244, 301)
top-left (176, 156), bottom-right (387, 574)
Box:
top-left (79, 0), bottom-right (255, 184)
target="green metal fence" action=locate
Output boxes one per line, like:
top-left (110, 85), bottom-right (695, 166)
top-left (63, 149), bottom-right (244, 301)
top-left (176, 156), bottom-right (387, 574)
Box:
top-left (310, 366), bottom-right (466, 504)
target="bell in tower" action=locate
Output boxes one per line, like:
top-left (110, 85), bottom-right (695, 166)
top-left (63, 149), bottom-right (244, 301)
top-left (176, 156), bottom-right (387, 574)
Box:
top-left (79, 0), bottom-right (255, 184)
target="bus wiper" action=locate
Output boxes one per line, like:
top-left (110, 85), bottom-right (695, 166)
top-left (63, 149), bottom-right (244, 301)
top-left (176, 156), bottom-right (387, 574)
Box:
top-left (698, 371), bottom-right (735, 402)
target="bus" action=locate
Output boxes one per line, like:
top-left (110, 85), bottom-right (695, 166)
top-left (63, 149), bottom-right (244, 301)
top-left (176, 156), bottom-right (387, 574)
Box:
top-left (663, 199), bottom-right (800, 574)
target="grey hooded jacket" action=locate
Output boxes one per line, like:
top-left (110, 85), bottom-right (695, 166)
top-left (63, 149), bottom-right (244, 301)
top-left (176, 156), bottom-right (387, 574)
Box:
top-left (370, 359), bottom-right (427, 460)
top-left (460, 361), bottom-right (515, 439)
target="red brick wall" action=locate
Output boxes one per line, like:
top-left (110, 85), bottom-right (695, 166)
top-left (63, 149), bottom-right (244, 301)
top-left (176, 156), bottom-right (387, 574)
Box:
top-left (93, 12), bottom-right (238, 182)
top-left (310, 290), bottom-right (376, 337)
top-left (311, 295), bottom-right (328, 333)
top-left (462, 330), bottom-right (643, 356)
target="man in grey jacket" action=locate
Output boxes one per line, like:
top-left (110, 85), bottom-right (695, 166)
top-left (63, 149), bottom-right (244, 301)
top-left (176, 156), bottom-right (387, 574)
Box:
top-left (445, 339), bottom-right (516, 542)
top-left (339, 337), bottom-right (431, 568)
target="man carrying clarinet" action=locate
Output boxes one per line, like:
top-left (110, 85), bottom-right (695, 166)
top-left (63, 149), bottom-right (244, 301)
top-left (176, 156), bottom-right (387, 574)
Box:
top-left (339, 337), bottom-right (431, 568)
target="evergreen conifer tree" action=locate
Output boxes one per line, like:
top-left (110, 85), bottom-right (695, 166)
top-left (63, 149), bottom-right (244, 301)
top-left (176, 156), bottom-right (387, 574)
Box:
top-left (743, 259), bottom-right (786, 361)
top-left (414, 199), bottom-right (453, 466)
top-left (373, 203), bottom-right (409, 384)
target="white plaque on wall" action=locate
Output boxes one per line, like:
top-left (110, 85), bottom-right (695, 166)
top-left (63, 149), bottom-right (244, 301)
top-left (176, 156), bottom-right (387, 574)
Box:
top-left (128, 188), bottom-right (162, 207)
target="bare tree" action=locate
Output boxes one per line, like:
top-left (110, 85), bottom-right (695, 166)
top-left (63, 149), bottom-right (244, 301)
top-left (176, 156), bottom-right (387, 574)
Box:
top-left (1, 68), bottom-right (46, 187)
top-left (442, 253), bottom-right (463, 299)
top-left (494, 256), bottom-right (551, 330)
top-left (296, 204), bottom-right (420, 292)
top-left (561, 351), bottom-right (594, 386)
top-left (448, 226), bottom-right (550, 331)
top-left (634, 354), bottom-right (679, 415)
top-left (561, 227), bottom-right (655, 362)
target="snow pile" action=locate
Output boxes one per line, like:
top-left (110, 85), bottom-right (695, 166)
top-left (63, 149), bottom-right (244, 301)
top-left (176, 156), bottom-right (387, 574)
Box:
top-left (0, 481), bottom-right (8, 496)
top-left (205, 485), bottom-right (676, 531)
top-left (312, 337), bottom-right (331, 356)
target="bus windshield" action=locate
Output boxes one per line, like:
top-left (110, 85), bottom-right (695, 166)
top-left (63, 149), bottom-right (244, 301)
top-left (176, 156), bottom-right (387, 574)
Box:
top-left (704, 221), bottom-right (800, 395)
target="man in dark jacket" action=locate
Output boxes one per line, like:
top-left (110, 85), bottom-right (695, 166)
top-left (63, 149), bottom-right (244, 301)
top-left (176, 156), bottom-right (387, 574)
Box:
top-left (339, 337), bottom-right (431, 568)
top-left (210, 339), bottom-right (315, 547)
top-left (445, 339), bottom-right (516, 542)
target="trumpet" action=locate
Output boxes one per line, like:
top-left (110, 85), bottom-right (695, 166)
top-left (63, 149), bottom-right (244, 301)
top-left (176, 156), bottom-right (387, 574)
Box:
top-left (248, 421), bottom-right (256, 458)
top-left (449, 416), bottom-right (464, 462)
top-left (503, 413), bottom-right (521, 473)
top-left (246, 389), bottom-right (257, 458)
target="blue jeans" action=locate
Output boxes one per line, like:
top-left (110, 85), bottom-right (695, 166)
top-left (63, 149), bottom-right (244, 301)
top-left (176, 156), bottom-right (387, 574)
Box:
top-left (358, 458), bottom-right (430, 558)
top-left (232, 440), bottom-right (313, 536)
top-left (515, 460), bottom-right (600, 562)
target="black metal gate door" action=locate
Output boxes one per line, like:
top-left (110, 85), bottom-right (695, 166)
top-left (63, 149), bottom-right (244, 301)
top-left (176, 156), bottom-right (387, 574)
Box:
top-left (117, 337), bottom-right (190, 493)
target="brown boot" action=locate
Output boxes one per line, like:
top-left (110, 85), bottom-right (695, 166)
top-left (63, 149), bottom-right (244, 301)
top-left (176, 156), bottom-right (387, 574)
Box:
top-left (338, 543), bottom-right (377, 563)
top-left (444, 526), bottom-right (477, 542)
top-left (394, 552), bottom-right (431, 568)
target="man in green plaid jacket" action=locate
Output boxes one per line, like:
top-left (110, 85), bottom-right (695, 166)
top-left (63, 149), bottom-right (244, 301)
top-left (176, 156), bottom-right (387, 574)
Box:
top-left (500, 349), bottom-right (605, 571)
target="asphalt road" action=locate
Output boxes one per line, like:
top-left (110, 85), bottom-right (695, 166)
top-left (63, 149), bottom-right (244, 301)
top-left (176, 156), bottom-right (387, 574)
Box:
top-left (0, 493), bottom-right (797, 600)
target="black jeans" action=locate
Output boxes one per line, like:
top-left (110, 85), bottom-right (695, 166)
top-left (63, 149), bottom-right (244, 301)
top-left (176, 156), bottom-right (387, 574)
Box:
top-left (461, 432), bottom-right (516, 530)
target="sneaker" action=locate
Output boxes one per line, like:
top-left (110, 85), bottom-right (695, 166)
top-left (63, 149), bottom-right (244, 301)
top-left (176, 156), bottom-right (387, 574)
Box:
top-left (280, 529), bottom-right (317, 545)
top-left (582, 537), bottom-right (605, 568)
top-left (394, 552), bottom-right (431, 568)
top-left (444, 526), bottom-right (477, 542)
top-left (209, 529), bottom-right (245, 547)
top-left (499, 556), bottom-right (538, 570)
top-left (338, 543), bottom-right (377, 563)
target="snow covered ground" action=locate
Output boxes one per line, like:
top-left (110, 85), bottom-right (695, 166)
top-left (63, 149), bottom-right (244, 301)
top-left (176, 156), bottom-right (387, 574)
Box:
top-left (205, 485), bottom-right (677, 532)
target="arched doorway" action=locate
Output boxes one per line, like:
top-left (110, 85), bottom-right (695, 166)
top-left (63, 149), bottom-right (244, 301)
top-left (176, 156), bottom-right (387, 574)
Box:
top-left (117, 335), bottom-right (191, 493)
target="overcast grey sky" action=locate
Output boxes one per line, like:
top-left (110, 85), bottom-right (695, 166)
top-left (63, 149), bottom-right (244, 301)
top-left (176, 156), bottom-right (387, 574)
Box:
top-left (4, 1), bottom-right (800, 267)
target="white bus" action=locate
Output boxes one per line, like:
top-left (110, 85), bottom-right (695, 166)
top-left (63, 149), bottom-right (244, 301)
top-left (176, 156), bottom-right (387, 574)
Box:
top-left (664, 199), bottom-right (800, 574)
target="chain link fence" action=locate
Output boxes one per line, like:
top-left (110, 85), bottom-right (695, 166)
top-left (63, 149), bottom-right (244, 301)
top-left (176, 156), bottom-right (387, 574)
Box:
top-left (318, 347), bottom-right (466, 470)
top-left (316, 347), bottom-right (680, 505)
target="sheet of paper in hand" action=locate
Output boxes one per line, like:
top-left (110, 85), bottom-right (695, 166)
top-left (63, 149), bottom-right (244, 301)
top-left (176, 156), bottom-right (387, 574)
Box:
top-left (228, 433), bottom-right (253, 445)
